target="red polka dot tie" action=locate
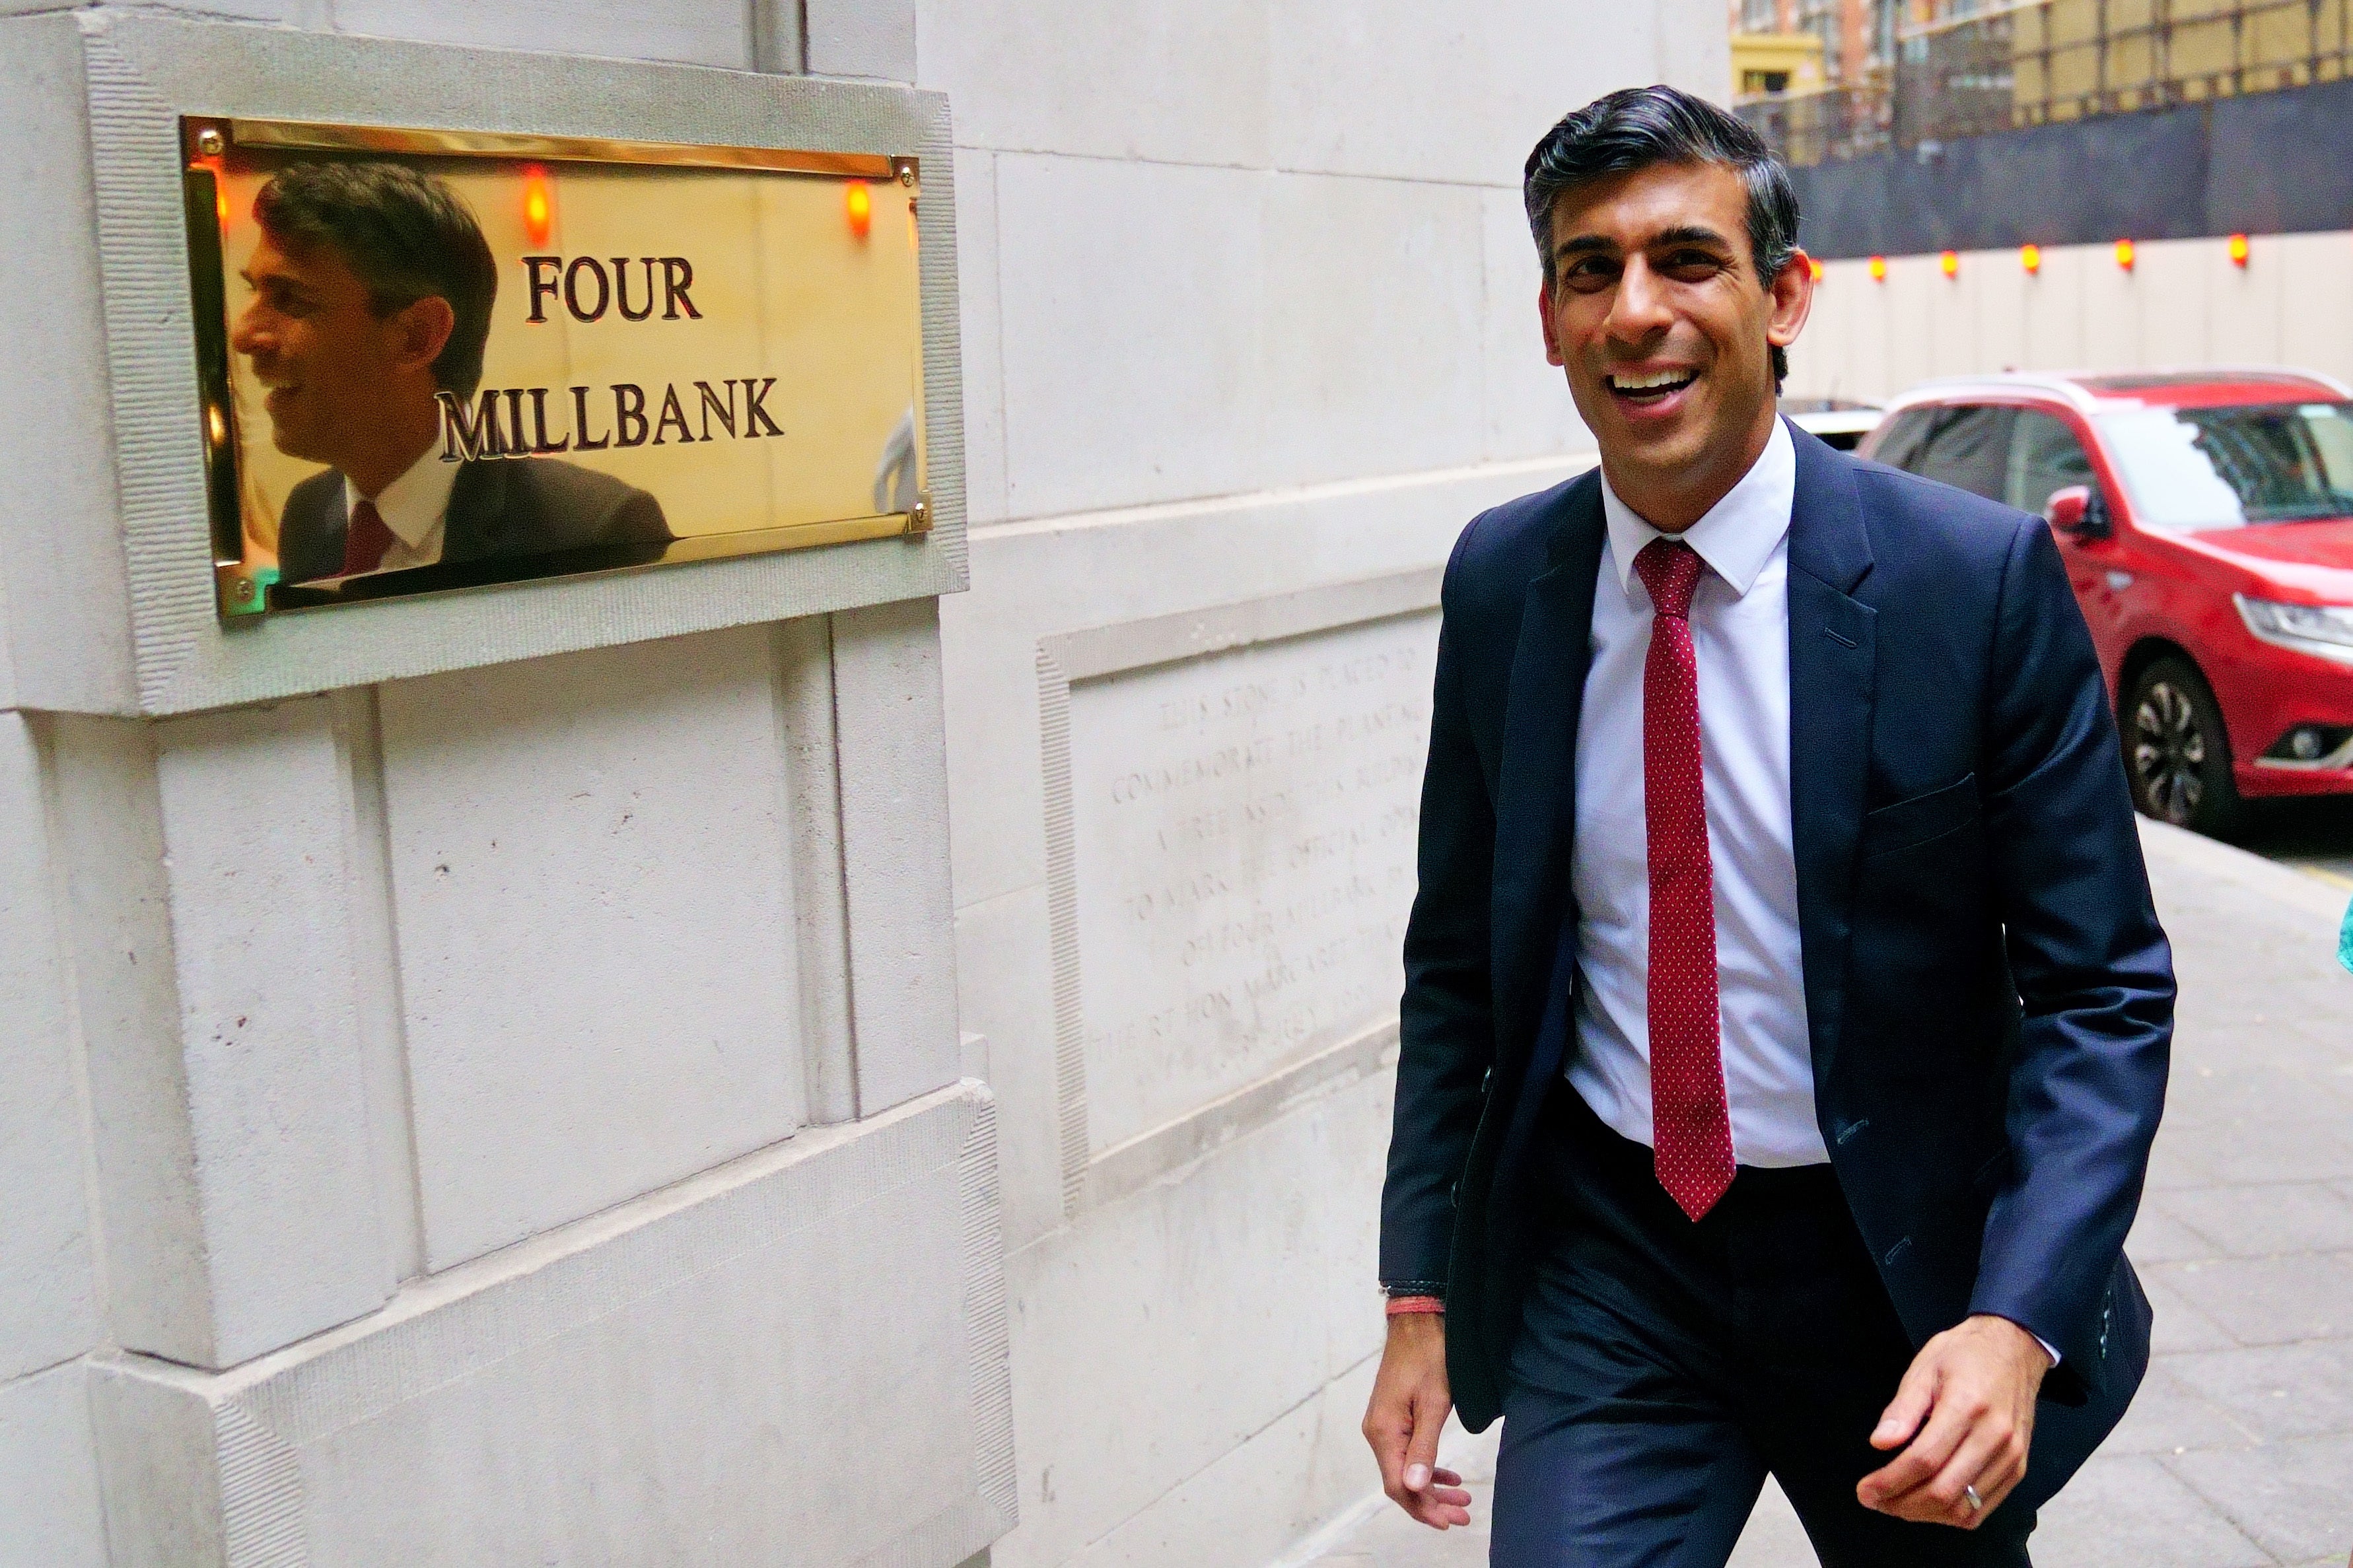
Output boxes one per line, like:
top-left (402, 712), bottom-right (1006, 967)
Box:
top-left (1633, 538), bottom-right (1735, 1222)
top-left (341, 497), bottom-right (397, 577)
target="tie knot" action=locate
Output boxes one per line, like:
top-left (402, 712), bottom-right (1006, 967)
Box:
top-left (1634, 537), bottom-right (1704, 621)
top-left (342, 496), bottom-right (398, 577)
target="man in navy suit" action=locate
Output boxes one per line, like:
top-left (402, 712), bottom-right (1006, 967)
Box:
top-left (232, 161), bottom-right (670, 586)
top-left (1361, 87), bottom-right (2172, 1565)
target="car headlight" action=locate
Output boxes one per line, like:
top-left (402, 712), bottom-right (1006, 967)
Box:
top-left (2235, 595), bottom-right (2353, 662)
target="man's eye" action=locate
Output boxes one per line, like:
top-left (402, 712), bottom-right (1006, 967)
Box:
top-left (1663, 252), bottom-right (1724, 275)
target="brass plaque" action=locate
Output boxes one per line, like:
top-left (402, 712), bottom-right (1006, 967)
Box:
top-left (183, 118), bottom-right (928, 618)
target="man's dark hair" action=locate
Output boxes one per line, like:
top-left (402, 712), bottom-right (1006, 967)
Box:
top-left (1524, 85), bottom-right (1802, 388)
top-left (252, 161), bottom-right (499, 397)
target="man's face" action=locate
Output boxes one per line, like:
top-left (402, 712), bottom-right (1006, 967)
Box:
top-left (1539, 161), bottom-right (1809, 498)
top-left (229, 231), bottom-right (442, 469)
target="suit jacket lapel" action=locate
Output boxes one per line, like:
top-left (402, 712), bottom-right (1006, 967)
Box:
top-left (1491, 476), bottom-right (1605, 1081)
top-left (1784, 422), bottom-right (1878, 1088)
top-left (442, 459), bottom-right (506, 563)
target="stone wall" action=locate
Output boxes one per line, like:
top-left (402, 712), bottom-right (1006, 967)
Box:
top-left (0, 6), bottom-right (1001, 1565)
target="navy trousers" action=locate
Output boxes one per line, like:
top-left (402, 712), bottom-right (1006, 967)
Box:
top-left (1491, 1088), bottom-right (2036, 1568)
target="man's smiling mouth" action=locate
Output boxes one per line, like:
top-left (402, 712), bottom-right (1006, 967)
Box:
top-left (1605, 368), bottom-right (1698, 403)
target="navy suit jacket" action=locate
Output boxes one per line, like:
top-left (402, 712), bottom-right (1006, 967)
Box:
top-left (1380, 420), bottom-right (2174, 1505)
top-left (277, 457), bottom-right (672, 585)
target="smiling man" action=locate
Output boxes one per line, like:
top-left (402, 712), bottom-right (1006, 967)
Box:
top-left (1361, 87), bottom-right (2174, 1565)
top-left (232, 161), bottom-right (670, 584)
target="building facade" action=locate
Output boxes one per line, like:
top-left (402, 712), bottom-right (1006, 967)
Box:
top-left (1, 5), bottom-right (1718, 1568)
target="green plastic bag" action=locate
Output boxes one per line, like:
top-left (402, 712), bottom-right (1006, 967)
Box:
top-left (2340, 894), bottom-right (2353, 976)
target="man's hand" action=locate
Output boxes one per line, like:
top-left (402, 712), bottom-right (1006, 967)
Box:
top-left (1362, 1314), bottom-right (1472, 1528)
top-left (1858, 1313), bottom-right (2052, 1528)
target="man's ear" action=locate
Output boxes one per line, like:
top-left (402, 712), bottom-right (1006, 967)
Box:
top-left (388, 295), bottom-right (458, 378)
top-left (1539, 279), bottom-right (1565, 367)
top-left (1766, 248), bottom-right (1815, 356)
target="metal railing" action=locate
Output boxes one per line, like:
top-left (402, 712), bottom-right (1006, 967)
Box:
top-left (1738, 0), bottom-right (2353, 164)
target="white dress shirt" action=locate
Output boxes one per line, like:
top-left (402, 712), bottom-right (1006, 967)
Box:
top-left (341, 443), bottom-right (459, 576)
top-left (1565, 417), bottom-right (1829, 1168)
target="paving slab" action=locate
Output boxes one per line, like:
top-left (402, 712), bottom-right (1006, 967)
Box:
top-left (1294, 821), bottom-right (2353, 1566)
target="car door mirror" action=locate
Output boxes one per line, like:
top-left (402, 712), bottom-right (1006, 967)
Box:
top-left (2045, 484), bottom-right (2111, 540)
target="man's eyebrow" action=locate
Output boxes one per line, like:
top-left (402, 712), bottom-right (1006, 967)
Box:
top-left (1552, 233), bottom-right (1619, 261)
top-left (1649, 224), bottom-right (1735, 251)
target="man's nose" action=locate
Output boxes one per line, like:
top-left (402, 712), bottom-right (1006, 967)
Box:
top-left (1604, 257), bottom-right (1673, 342)
top-left (230, 305), bottom-right (267, 357)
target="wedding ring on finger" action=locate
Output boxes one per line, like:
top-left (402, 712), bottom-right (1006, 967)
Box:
top-left (1963, 1484), bottom-right (1984, 1513)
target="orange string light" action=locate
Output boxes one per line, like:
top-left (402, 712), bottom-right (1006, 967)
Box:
top-left (2115, 237), bottom-right (2136, 271)
top-left (1940, 250), bottom-right (1959, 279)
top-left (2020, 242), bottom-right (2041, 275)
top-left (522, 167), bottom-right (553, 247)
top-left (846, 180), bottom-right (873, 240)
top-left (1868, 254), bottom-right (1887, 282)
top-left (2228, 232), bottom-right (2251, 267)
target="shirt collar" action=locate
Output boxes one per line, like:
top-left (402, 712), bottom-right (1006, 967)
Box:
top-left (1599, 415), bottom-right (1796, 600)
top-left (345, 443), bottom-right (460, 551)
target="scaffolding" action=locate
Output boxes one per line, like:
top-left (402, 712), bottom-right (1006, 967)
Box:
top-left (1738, 0), bottom-right (2353, 162)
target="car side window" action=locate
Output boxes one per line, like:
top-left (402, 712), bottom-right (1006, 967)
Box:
top-left (1910, 405), bottom-right (2016, 502)
top-left (1867, 407), bottom-right (1937, 470)
top-left (2006, 409), bottom-right (2099, 516)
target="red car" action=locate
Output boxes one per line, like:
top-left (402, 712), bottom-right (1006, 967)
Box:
top-left (1860, 369), bottom-right (2353, 836)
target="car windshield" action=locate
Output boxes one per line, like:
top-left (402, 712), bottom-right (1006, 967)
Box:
top-left (2096, 400), bottom-right (2353, 530)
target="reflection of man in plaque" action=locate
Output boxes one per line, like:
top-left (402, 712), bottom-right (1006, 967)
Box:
top-left (231, 161), bottom-right (671, 583)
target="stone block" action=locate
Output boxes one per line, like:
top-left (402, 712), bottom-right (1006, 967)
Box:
top-left (1047, 592), bottom-right (1438, 1159)
top-left (957, 149), bottom-right (1010, 527)
top-left (1054, 1357), bottom-right (1381, 1568)
top-left (0, 716), bottom-right (99, 1380)
top-left (0, 1362), bottom-right (107, 1568)
top-left (1268, 0), bottom-right (1657, 186)
top-left (808, 0), bottom-right (916, 80)
top-left (332, 0), bottom-right (756, 69)
top-left (152, 699), bottom-right (394, 1364)
top-left (954, 885), bottom-right (1065, 1253)
top-left (1480, 187), bottom-right (1589, 463)
top-left (916, 0), bottom-right (1271, 168)
top-left (831, 597), bottom-right (963, 1114)
top-left (378, 627), bottom-right (806, 1271)
top-left (0, 15), bottom-right (136, 713)
top-left (995, 153), bottom-right (1272, 518)
top-left (49, 715), bottom-right (209, 1364)
top-left (999, 1070), bottom-right (1386, 1567)
top-left (995, 158), bottom-right (1493, 519)
top-left (1259, 174), bottom-right (1487, 487)
top-left (88, 1085), bottom-right (1011, 1568)
top-left (1653, 0), bottom-right (1733, 99)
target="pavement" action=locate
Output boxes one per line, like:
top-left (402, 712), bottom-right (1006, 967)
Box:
top-left (1299, 817), bottom-right (2353, 1568)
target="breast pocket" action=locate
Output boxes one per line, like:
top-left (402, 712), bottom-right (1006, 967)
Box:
top-left (1861, 772), bottom-right (1980, 859)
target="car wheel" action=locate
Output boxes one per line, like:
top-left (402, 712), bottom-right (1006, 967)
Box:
top-left (2125, 656), bottom-right (2245, 838)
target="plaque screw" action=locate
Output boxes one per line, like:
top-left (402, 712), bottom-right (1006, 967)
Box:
top-left (907, 495), bottom-right (932, 533)
top-left (195, 126), bottom-right (227, 158)
top-left (233, 576), bottom-right (255, 603)
top-left (898, 166), bottom-right (917, 187)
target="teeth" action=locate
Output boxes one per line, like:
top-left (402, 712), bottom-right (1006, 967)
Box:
top-left (1609, 368), bottom-right (1695, 392)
